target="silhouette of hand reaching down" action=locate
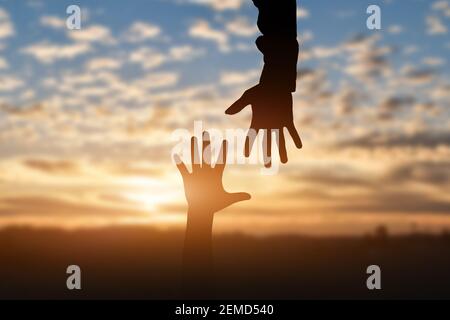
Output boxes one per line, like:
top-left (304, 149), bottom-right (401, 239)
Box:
top-left (225, 84), bottom-right (302, 166)
top-left (174, 132), bottom-right (251, 215)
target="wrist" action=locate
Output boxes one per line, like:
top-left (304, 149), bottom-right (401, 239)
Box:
top-left (186, 208), bottom-right (214, 231)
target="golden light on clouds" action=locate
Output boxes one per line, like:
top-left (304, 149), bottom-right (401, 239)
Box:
top-left (0, 1), bottom-right (449, 235)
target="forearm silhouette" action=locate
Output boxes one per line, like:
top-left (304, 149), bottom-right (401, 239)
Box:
top-left (226, 0), bottom-right (302, 166)
top-left (174, 132), bottom-right (250, 296)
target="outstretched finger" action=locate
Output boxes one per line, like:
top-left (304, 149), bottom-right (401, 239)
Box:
top-left (202, 131), bottom-right (212, 167)
top-left (276, 128), bottom-right (288, 164)
top-left (287, 124), bottom-right (303, 149)
top-left (245, 128), bottom-right (258, 157)
top-left (191, 136), bottom-right (201, 171)
top-left (215, 140), bottom-right (227, 172)
top-left (262, 129), bottom-right (272, 168)
top-left (173, 154), bottom-right (189, 177)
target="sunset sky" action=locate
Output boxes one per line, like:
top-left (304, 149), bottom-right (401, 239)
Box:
top-left (0, 0), bottom-right (449, 235)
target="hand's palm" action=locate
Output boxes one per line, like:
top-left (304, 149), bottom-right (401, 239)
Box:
top-left (250, 88), bottom-right (294, 128)
top-left (175, 134), bottom-right (250, 214)
top-left (226, 84), bottom-right (302, 166)
top-left (184, 171), bottom-right (233, 213)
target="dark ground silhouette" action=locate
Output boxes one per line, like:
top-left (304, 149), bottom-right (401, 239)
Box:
top-left (2, 226), bottom-right (450, 300)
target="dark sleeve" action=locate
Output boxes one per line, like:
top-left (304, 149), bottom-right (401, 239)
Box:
top-left (253, 0), bottom-right (299, 92)
top-left (257, 35), bottom-right (299, 92)
top-left (253, 0), bottom-right (297, 37)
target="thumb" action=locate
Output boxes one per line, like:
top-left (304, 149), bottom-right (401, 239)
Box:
top-left (226, 192), bottom-right (251, 206)
top-left (225, 95), bottom-right (250, 115)
top-left (225, 86), bottom-right (259, 115)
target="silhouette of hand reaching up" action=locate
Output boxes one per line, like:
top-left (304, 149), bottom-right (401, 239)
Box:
top-left (225, 84), bottom-right (302, 166)
top-left (175, 132), bottom-right (251, 214)
top-left (174, 132), bottom-right (250, 297)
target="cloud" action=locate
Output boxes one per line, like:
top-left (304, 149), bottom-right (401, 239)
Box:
top-left (431, 84), bottom-right (450, 100)
top-left (297, 67), bottom-right (328, 97)
top-left (426, 16), bottom-right (447, 35)
top-left (311, 46), bottom-right (341, 59)
top-left (0, 75), bottom-right (23, 91)
top-left (86, 57), bottom-right (122, 71)
top-left (333, 86), bottom-right (363, 116)
top-left (2, 0), bottom-right (450, 233)
top-left (423, 56), bottom-right (446, 66)
top-left (403, 67), bottom-right (436, 85)
top-left (432, 0), bottom-right (450, 11)
top-left (189, 20), bottom-right (229, 51)
top-left (300, 30), bottom-right (314, 42)
top-left (168, 45), bottom-right (205, 61)
top-left (124, 21), bottom-right (161, 43)
top-left (0, 196), bottom-right (147, 217)
top-left (388, 25), bottom-right (403, 34)
top-left (343, 35), bottom-right (393, 81)
top-left (68, 25), bottom-right (116, 44)
top-left (336, 130), bottom-right (450, 149)
top-left (21, 42), bottom-right (91, 63)
top-left (297, 7), bottom-right (310, 19)
top-left (106, 162), bottom-right (163, 177)
top-left (432, 0), bottom-right (450, 16)
top-left (335, 191), bottom-right (450, 214)
top-left (128, 44), bottom-right (204, 70)
top-left (387, 160), bottom-right (450, 187)
top-left (0, 57), bottom-right (7, 69)
top-left (288, 167), bottom-right (373, 189)
top-left (220, 69), bottom-right (259, 86)
top-left (40, 15), bottom-right (65, 29)
top-left (129, 47), bottom-right (166, 69)
top-left (378, 96), bottom-right (415, 119)
top-left (0, 8), bottom-right (14, 39)
top-left (0, 103), bottom-right (44, 117)
top-left (133, 72), bottom-right (179, 89)
top-left (282, 161), bottom-right (450, 215)
top-left (403, 45), bottom-right (418, 55)
top-left (225, 17), bottom-right (258, 37)
top-left (22, 158), bottom-right (80, 175)
top-left (182, 0), bottom-right (245, 11)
